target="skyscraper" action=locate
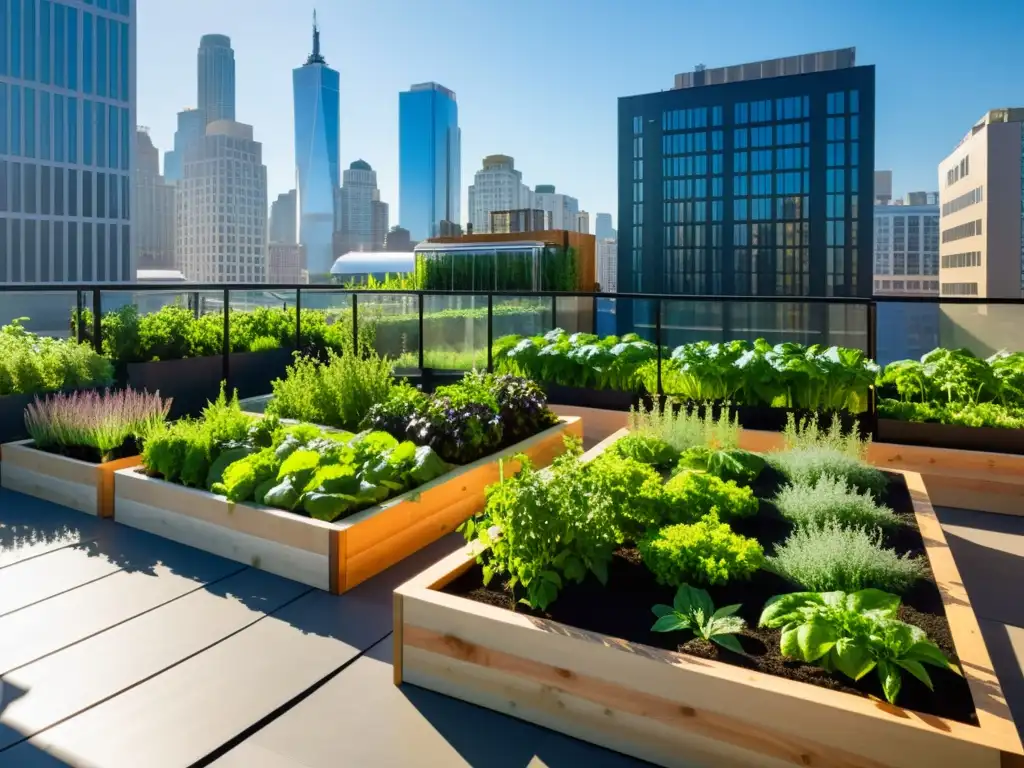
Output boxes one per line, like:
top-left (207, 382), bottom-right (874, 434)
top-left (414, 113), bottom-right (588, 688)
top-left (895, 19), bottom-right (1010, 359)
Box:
top-left (269, 190), bottom-right (298, 245)
top-left (595, 213), bottom-right (617, 241)
top-left (532, 185), bottom-right (580, 231)
top-left (135, 128), bottom-right (176, 270)
top-left (293, 13), bottom-right (340, 280)
top-left (334, 160), bottom-right (388, 253)
top-left (176, 120), bottom-right (267, 283)
top-left (163, 107), bottom-right (206, 182)
top-left (399, 82), bottom-right (460, 241)
top-left (0, 0), bottom-right (136, 283)
top-left (197, 34), bottom-right (235, 125)
top-left (468, 154), bottom-right (532, 234)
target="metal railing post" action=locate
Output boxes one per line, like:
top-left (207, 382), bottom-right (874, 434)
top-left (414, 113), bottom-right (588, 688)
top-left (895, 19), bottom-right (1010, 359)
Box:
top-left (655, 298), bottom-right (663, 398)
top-left (417, 293), bottom-right (425, 370)
top-left (223, 288), bottom-right (231, 389)
top-left (351, 293), bottom-right (359, 356)
top-left (486, 293), bottom-right (494, 373)
top-left (591, 293), bottom-right (599, 335)
top-left (75, 290), bottom-right (85, 343)
top-left (294, 288), bottom-right (302, 353)
top-left (91, 288), bottom-right (102, 354)
top-left (867, 299), bottom-right (878, 440)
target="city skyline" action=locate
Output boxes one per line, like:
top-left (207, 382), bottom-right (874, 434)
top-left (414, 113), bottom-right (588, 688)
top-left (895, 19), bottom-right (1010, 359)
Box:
top-left (137, 0), bottom-right (1024, 231)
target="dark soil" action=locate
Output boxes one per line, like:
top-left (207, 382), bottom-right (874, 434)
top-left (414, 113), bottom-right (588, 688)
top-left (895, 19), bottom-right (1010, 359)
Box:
top-left (442, 469), bottom-right (978, 725)
top-left (33, 436), bottom-right (141, 464)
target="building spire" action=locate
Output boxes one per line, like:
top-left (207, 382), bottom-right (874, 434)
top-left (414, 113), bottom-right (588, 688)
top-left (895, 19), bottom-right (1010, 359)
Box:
top-left (306, 9), bottom-right (326, 65)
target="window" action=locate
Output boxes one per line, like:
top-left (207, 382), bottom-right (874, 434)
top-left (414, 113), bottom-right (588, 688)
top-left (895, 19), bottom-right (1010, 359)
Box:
top-left (849, 90), bottom-right (859, 114)
top-left (54, 2), bottom-right (65, 86)
top-left (941, 219), bottom-right (982, 243)
top-left (96, 16), bottom-right (107, 98)
top-left (41, 0), bottom-right (50, 83)
top-left (941, 186), bottom-right (983, 217)
top-left (941, 251), bottom-right (982, 268)
top-left (83, 12), bottom-right (93, 93)
top-left (67, 96), bottom-right (77, 162)
top-left (940, 282), bottom-right (978, 296)
top-left (67, 6), bottom-right (77, 89)
top-left (827, 92), bottom-right (845, 115)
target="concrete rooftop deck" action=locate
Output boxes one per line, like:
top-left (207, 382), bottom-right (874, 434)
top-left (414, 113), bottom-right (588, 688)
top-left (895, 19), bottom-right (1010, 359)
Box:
top-left (0, 487), bottom-right (1021, 767)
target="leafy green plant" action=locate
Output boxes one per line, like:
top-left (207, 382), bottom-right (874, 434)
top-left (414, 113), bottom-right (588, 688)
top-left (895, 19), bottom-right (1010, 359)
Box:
top-left (662, 470), bottom-right (759, 524)
top-left (766, 521), bottom-right (925, 593)
top-left (773, 475), bottom-right (897, 530)
top-left (585, 451), bottom-right (668, 541)
top-left (628, 400), bottom-right (739, 453)
top-left (462, 439), bottom-right (620, 610)
top-left (676, 446), bottom-right (765, 485)
top-left (638, 511), bottom-right (764, 587)
top-left (651, 584), bottom-right (746, 654)
top-left (0, 318), bottom-right (113, 396)
top-left (607, 434), bottom-right (680, 472)
top-left (656, 340), bottom-right (749, 402)
top-left (268, 350), bottom-right (396, 431)
top-left (759, 589), bottom-right (961, 705)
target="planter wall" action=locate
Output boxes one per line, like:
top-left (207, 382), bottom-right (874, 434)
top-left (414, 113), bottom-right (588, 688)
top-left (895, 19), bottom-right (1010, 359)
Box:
top-left (0, 440), bottom-right (140, 517)
top-left (114, 416), bottom-right (583, 593)
top-left (877, 418), bottom-right (1024, 456)
top-left (394, 466), bottom-right (1022, 768)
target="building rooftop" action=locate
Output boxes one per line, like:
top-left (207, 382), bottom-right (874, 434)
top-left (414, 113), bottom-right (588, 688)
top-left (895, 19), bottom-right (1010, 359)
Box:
top-left (349, 159), bottom-right (372, 171)
top-left (673, 47), bottom-right (856, 89)
top-left (409, 82), bottom-right (456, 101)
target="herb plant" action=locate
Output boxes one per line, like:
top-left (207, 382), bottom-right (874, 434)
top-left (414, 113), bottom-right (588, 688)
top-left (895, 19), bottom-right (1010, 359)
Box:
top-left (759, 589), bottom-right (961, 705)
top-left (662, 470), bottom-right (759, 524)
top-left (651, 584), bottom-right (746, 653)
top-left (628, 400), bottom-right (739, 453)
top-left (638, 511), bottom-right (764, 587)
top-left (773, 475), bottom-right (897, 530)
top-left (766, 521), bottom-right (926, 593)
top-left (771, 413), bottom-right (885, 497)
top-left (25, 388), bottom-right (171, 462)
top-left (463, 440), bottom-right (620, 610)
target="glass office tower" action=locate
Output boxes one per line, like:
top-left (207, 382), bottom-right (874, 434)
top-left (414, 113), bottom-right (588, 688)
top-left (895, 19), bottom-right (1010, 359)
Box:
top-left (292, 14), bottom-right (339, 279)
top-left (617, 49), bottom-right (875, 343)
top-left (399, 82), bottom-right (460, 243)
top-left (197, 34), bottom-right (235, 126)
top-left (0, 0), bottom-right (136, 285)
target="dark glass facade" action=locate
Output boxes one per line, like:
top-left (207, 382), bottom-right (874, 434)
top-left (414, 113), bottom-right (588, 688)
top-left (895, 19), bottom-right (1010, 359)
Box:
top-left (617, 65), bottom-right (875, 341)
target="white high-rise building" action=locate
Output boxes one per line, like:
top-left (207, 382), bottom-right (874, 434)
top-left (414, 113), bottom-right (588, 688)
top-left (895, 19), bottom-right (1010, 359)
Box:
top-left (595, 212), bottom-right (616, 241)
top-left (0, 0), bottom-right (137, 283)
top-left (176, 120), bottom-right (267, 283)
top-left (598, 238), bottom-right (618, 293)
top-left (335, 160), bottom-right (388, 253)
top-left (134, 128), bottom-right (175, 270)
top-left (533, 184), bottom-right (581, 231)
top-left (873, 201), bottom-right (939, 296)
top-left (468, 155), bottom-right (532, 234)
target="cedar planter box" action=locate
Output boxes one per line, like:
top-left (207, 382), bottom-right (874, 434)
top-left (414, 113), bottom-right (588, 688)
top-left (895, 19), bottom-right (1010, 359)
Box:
top-left (113, 416), bottom-right (582, 593)
top-left (0, 440), bottom-right (141, 518)
top-left (877, 417), bottom-right (1024, 456)
top-left (125, 349), bottom-right (295, 419)
top-left (394, 462), bottom-right (1022, 768)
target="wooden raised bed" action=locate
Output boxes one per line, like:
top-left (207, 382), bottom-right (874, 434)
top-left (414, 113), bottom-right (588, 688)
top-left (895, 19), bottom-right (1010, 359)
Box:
top-left (114, 416), bottom-right (582, 593)
top-left (394, 451), bottom-right (1022, 767)
top-left (0, 440), bottom-right (141, 518)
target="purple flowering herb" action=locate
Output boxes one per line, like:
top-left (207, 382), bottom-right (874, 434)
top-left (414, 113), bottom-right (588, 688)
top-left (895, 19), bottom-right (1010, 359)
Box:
top-left (24, 388), bottom-right (172, 462)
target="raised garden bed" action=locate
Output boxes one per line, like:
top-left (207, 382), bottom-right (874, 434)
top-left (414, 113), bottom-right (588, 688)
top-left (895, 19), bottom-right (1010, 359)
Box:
top-left (877, 418), bottom-right (1024, 456)
top-left (394, 436), bottom-right (1022, 768)
top-left (0, 439), bottom-right (140, 518)
top-left (543, 384), bottom-right (639, 412)
top-left (114, 416), bottom-right (582, 593)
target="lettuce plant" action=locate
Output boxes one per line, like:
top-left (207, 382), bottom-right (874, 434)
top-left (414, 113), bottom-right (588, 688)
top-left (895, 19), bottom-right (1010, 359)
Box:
top-left (759, 589), bottom-right (961, 705)
top-left (651, 584), bottom-right (746, 653)
top-left (25, 388), bottom-right (170, 462)
top-left (639, 511), bottom-right (764, 587)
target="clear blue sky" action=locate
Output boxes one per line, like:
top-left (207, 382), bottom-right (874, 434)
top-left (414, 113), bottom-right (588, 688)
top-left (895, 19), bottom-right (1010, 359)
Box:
top-left (139, 0), bottom-right (1024, 231)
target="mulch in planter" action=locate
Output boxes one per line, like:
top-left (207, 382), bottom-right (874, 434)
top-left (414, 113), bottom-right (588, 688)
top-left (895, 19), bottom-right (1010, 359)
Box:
top-left (31, 436), bottom-right (141, 464)
top-left (443, 468), bottom-right (977, 725)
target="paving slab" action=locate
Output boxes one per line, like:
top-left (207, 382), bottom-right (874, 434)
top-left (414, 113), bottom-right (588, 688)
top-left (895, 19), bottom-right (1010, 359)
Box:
top-left (0, 490), bottom-right (104, 568)
top-left (1, 536), bottom-right (463, 768)
top-left (212, 640), bottom-right (655, 768)
top-left (0, 533), bottom-right (245, 675)
top-left (0, 568), bottom-right (309, 752)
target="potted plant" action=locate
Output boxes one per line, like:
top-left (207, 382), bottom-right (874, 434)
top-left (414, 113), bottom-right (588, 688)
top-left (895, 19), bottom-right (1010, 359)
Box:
top-left (1, 388), bottom-right (170, 517)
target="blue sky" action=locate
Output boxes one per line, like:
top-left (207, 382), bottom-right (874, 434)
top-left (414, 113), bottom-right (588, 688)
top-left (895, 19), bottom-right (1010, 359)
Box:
top-left (139, 0), bottom-right (1024, 231)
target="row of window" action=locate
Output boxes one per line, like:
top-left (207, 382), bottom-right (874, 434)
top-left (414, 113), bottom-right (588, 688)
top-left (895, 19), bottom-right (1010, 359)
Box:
top-left (662, 130), bottom-right (724, 155)
top-left (874, 253), bottom-right (938, 276)
top-left (0, 160), bottom-right (128, 219)
top-left (733, 221), bottom-right (810, 248)
top-left (0, 86), bottom-right (130, 170)
top-left (940, 281), bottom-right (978, 296)
top-left (826, 91), bottom-right (860, 115)
top-left (826, 142), bottom-right (861, 167)
top-left (946, 155), bottom-right (970, 187)
top-left (941, 219), bottom-right (982, 243)
top-left (874, 279), bottom-right (939, 292)
top-left (0, 216), bottom-right (130, 282)
top-left (735, 196), bottom-right (808, 222)
top-left (941, 186), bottom-right (983, 217)
top-left (735, 96), bottom-right (812, 125)
top-left (663, 154), bottom-right (723, 178)
top-left (941, 251), bottom-right (981, 268)
top-left (661, 106), bottom-right (724, 132)
top-left (0, 2), bottom-right (130, 97)
top-left (663, 177), bottom-right (723, 201)
top-left (826, 116), bottom-right (861, 141)
top-left (663, 200), bottom-right (724, 223)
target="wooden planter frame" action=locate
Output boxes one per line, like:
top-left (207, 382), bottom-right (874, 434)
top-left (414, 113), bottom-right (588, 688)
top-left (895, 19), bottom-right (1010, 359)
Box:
top-left (114, 416), bottom-right (582, 594)
top-left (394, 432), bottom-right (1023, 768)
top-left (0, 440), bottom-right (140, 518)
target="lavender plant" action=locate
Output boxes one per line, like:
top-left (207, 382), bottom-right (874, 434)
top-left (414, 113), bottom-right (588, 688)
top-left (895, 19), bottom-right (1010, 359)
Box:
top-left (25, 388), bottom-right (171, 462)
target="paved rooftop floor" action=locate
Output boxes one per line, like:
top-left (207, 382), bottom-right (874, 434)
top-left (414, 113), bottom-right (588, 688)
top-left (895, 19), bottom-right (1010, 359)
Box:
top-left (0, 486), bottom-right (1021, 767)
